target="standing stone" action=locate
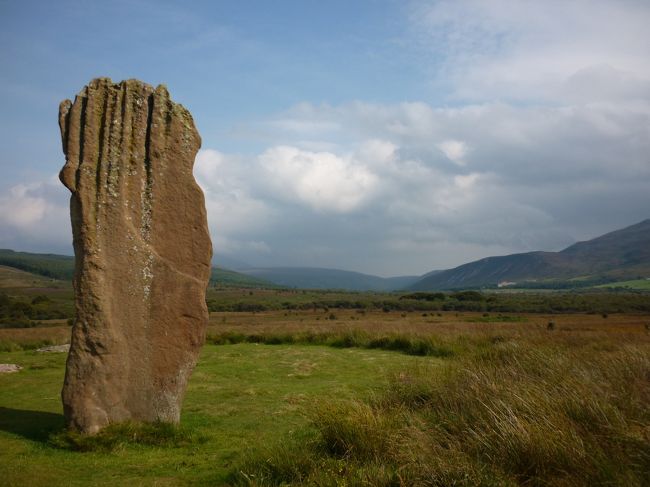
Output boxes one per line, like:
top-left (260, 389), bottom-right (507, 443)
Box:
top-left (59, 78), bottom-right (212, 434)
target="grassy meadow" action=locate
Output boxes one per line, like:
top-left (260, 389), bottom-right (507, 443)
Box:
top-left (1, 284), bottom-right (649, 485)
top-left (1, 342), bottom-right (429, 486)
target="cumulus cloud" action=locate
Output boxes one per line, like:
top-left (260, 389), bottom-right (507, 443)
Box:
top-left (4, 86), bottom-right (648, 275)
top-left (211, 92), bottom-right (649, 274)
top-left (258, 146), bottom-right (378, 213)
top-left (0, 175), bottom-right (71, 252)
top-left (2, 1), bottom-right (648, 276)
top-left (194, 149), bottom-right (276, 260)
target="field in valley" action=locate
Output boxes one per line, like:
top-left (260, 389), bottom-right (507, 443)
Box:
top-left (1, 286), bottom-right (649, 485)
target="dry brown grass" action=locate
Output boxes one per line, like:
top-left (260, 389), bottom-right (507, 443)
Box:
top-left (0, 322), bottom-right (70, 351)
top-left (209, 309), bottom-right (649, 341)
top-left (229, 312), bottom-right (650, 486)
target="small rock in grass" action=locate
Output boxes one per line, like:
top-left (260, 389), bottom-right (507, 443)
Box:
top-left (0, 364), bottom-right (22, 373)
top-left (36, 344), bottom-right (71, 353)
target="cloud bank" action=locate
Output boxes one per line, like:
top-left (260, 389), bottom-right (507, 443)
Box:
top-left (193, 94), bottom-right (649, 274)
top-left (1, 0), bottom-right (648, 276)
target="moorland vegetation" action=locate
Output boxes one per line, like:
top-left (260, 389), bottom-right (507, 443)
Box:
top-left (1, 264), bottom-right (648, 485)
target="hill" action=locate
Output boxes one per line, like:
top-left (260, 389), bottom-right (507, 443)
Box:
top-left (0, 249), bottom-right (277, 289)
top-left (0, 265), bottom-right (65, 288)
top-left (209, 267), bottom-right (281, 289)
top-left (409, 219), bottom-right (650, 290)
top-left (240, 267), bottom-right (420, 291)
top-left (0, 249), bottom-right (75, 281)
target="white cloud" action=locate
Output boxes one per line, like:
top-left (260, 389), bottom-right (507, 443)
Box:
top-left (258, 145), bottom-right (379, 213)
top-left (194, 149), bottom-right (276, 249)
top-left (0, 175), bottom-right (70, 251)
top-left (2, 2), bottom-right (648, 276)
top-left (410, 0), bottom-right (650, 103)
top-left (0, 184), bottom-right (48, 227)
top-left (437, 139), bottom-right (468, 166)
top-left (194, 148), bottom-right (275, 235)
top-left (217, 93), bottom-right (649, 273)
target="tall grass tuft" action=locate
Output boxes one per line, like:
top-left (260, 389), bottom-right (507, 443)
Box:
top-left (49, 421), bottom-right (204, 452)
top-left (231, 334), bottom-right (650, 486)
top-left (207, 330), bottom-right (455, 358)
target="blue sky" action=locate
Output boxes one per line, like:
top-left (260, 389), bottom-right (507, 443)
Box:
top-left (1, 0), bottom-right (649, 276)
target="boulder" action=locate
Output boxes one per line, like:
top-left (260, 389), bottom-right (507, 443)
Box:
top-left (59, 78), bottom-right (212, 434)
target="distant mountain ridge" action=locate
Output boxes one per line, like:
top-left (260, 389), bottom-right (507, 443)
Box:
top-left (408, 219), bottom-right (650, 290)
top-left (3, 218), bottom-right (648, 292)
top-left (240, 267), bottom-right (421, 291)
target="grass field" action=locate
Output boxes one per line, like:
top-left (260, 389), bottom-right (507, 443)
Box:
top-left (1, 342), bottom-right (429, 486)
top-left (1, 285), bottom-right (649, 486)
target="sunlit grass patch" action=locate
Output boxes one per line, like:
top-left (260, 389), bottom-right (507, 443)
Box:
top-left (232, 335), bottom-right (650, 486)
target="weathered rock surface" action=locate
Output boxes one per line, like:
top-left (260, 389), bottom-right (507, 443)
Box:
top-left (59, 78), bottom-right (212, 434)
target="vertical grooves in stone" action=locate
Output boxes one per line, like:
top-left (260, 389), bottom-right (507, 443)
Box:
top-left (142, 92), bottom-right (155, 241)
top-left (95, 85), bottom-right (110, 220)
top-left (116, 83), bottom-right (128, 199)
top-left (60, 77), bottom-right (212, 433)
top-left (60, 103), bottom-right (71, 156)
top-left (105, 85), bottom-right (122, 201)
top-left (120, 84), bottom-right (136, 206)
top-left (75, 94), bottom-right (88, 191)
top-left (144, 93), bottom-right (154, 181)
top-left (79, 94), bottom-right (88, 165)
top-left (164, 98), bottom-right (173, 140)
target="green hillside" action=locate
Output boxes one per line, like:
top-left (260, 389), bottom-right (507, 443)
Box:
top-left (0, 249), bottom-right (278, 289)
top-left (0, 249), bottom-right (74, 281)
top-left (409, 219), bottom-right (650, 290)
top-left (209, 267), bottom-right (282, 289)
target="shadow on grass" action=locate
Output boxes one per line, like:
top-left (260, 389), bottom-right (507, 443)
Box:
top-left (0, 407), bottom-right (64, 443)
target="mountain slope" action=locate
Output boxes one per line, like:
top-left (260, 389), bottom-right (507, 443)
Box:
top-left (210, 267), bottom-right (281, 289)
top-left (240, 267), bottom-right (420, 291)
top-left (0, 249), bottom-right (277, 289)
top-left (409, 219), bottom-right (650, 290)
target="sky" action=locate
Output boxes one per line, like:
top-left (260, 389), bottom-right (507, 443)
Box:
top-left (1, 0), bottom-right (649, 277)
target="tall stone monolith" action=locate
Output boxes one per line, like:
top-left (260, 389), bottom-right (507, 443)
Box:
top-left (59, 78), bottom-right (212, 434)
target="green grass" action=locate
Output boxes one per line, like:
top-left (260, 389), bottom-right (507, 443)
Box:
top-left (49, 421), bottom-right (204, 452)
top-left (207, 329), bottom-right (455, 357)
top-left (2, 311), bottom-right (648, 485)
top-left (0, 343), bottom-right (429, 486)
top-left (596, 279), bottom-right (650, 290)
top-left (233, 335), bottom-right (650, 486)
